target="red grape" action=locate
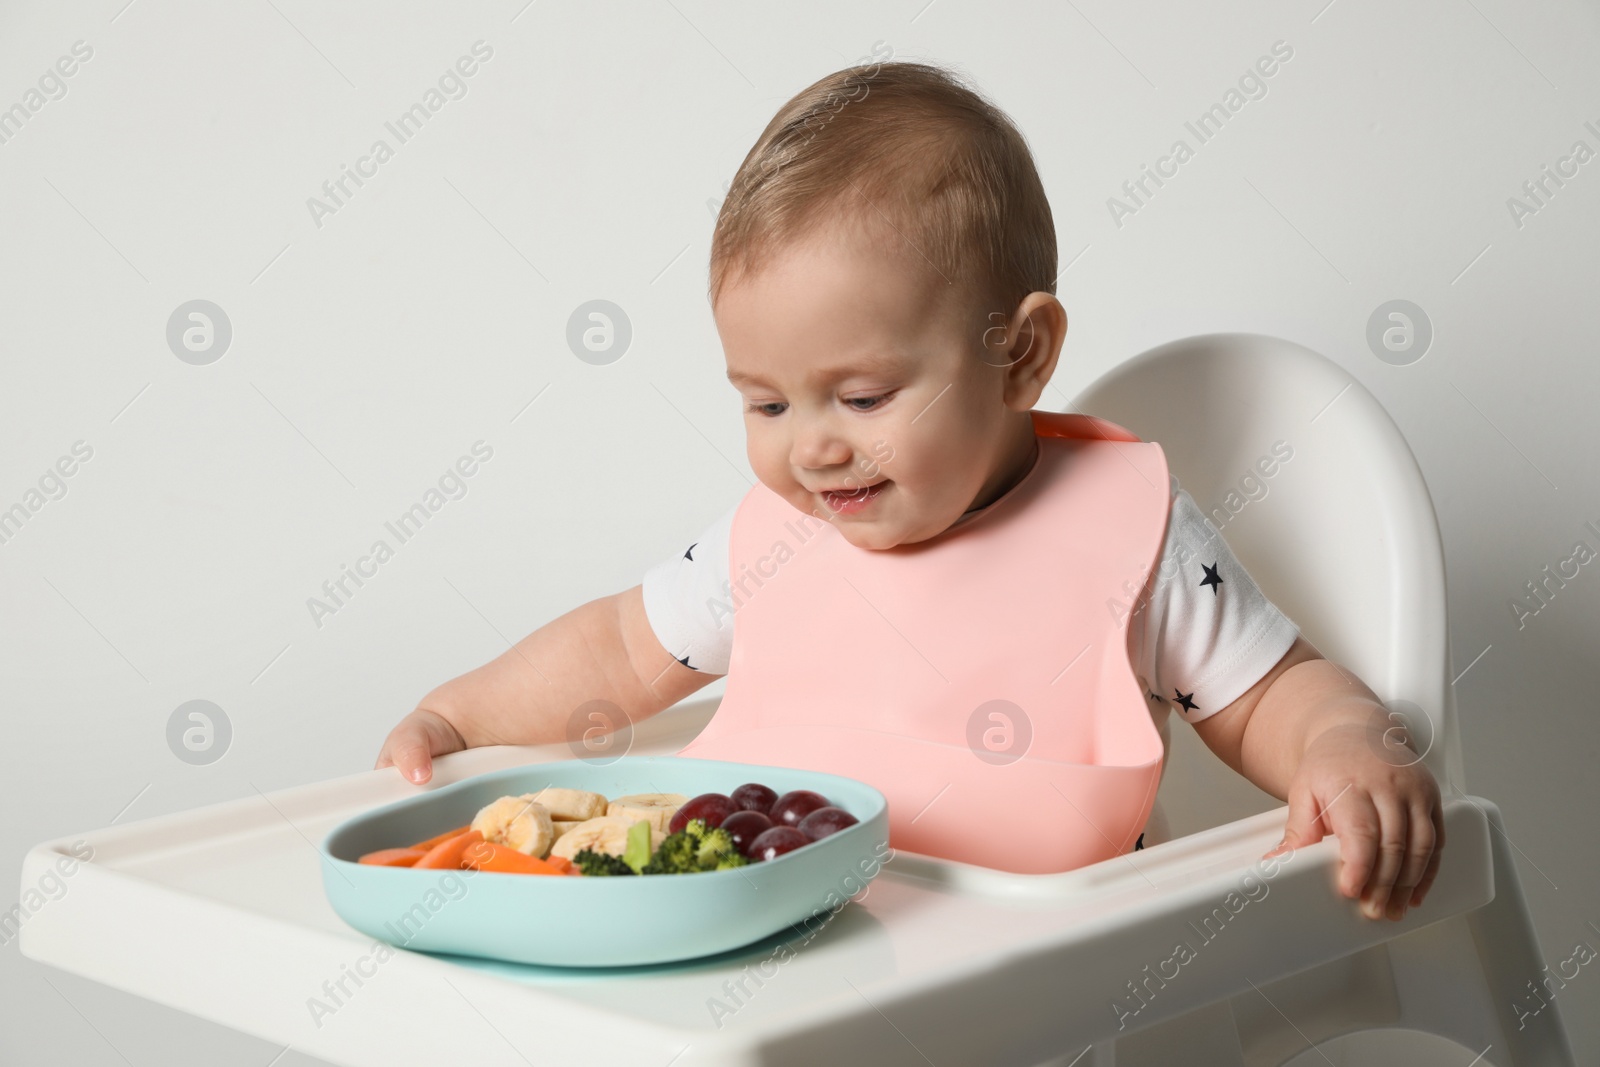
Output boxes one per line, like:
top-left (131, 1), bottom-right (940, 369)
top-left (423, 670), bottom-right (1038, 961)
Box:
top-left (797, 806), bottom-right (858, 841)
top-left (769, 789), bottom-right (829, 828)
top-left (729, 782), bottom-right (779, 813)
top-left (721, 810), bottom-right (773, 854)
top-left (670, 792), bottom-right (736, 833)
top-left (747, 826), bottom-right (808, 862)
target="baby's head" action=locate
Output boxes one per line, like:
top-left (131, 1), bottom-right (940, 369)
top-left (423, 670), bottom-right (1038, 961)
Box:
top-left (710, 58), bottom-right (1066, 551)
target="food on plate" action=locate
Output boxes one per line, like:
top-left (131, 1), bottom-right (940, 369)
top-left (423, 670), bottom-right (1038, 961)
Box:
top-left (357, 847), bottom-right (427, 867)
top-left (463, 839), bottom-right (567, 876)
top-left (548, 815), bottom-right (666, 862)
top-left (576, 817), bottom-right (751, 876)
top-left (719, 810), bottom-right (773, 854)
top-left (797, 806), bottom-right (859, 841)
top-left (642, 819), bottom-right (749, 874)
top-left (729, 782), bottom-right (779, 813)
top-left (747, 826), bottom-right (809, 861)
top-left (668, 792), bottom-right (738, 833)
top-left (623, 819), bottom-right (653, 873)
top-left (606, 792), bottom-right (689, 832)
top-left (408, 824), bottom-right (471, 851)
top-left (769, 789), bottom-right (829, 829)
top-left (572, 850), bottom-right (635, 876)
top-left (471, 795), bottom-right (556, 857)
top-left (360, 779), bottom-right (861, 877)
top-left (528, 787), bottom-right (609, 822)
top-left (414, 829), bottom-right (484, 869)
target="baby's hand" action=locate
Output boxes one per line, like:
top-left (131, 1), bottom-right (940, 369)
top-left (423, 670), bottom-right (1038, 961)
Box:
top-left (1261, 722), bottom-right (1444, 921)
top-left (374, 706), bottom-right (467, 784)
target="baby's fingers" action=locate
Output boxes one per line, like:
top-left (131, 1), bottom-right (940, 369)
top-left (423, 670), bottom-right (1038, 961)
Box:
top-left (1386, 798), bottom-right (1438, 918)
top-left (1409, 797), bottom-right (1447, 907)
top-left (1358, 794), bottom-right (1409, 920)
top-left (1266, 774), bottom-right (1331, 859)
top-left (388, 730), bottom-right (435, 784)
top-left (1326, 790), bottom-right (1380, 899)
top-left (374, 721), bottom-right (431, 782)
top-left (375, 708), bottom-right (465, 784)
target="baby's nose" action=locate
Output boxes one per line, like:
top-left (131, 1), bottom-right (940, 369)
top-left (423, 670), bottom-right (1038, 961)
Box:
top-left (789, 428), bottom-right (853, 470)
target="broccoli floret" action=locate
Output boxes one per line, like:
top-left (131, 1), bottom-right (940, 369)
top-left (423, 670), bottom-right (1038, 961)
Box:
top-left (713, 851), bottom-right (751, 871)
top-left (572, 847), bottom-right (635, 876)
top-left (696, 826), bottom-right (749, 870)
top-left (641, 818), bottom-right (749, 874)
top-left (640, 827), bottom-right (699, 875)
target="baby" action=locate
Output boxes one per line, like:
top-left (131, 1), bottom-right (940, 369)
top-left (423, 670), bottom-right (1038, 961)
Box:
top-left (378, 59), bottom-right (1442, 921)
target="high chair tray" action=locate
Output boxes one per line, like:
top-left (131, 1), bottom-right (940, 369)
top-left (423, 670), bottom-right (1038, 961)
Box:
top-left (19, 700), bottom-right (1495, 1067)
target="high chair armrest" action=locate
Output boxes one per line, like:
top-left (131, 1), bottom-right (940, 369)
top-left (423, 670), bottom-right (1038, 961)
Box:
top-left (850, 794), bottom-right (1493, 1048)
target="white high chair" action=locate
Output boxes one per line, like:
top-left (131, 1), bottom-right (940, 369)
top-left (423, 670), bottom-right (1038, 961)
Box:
top-left (14, 334), bottom-right (1579, 1067)
top-left (1061, 331), bottom-right (1577, 1066)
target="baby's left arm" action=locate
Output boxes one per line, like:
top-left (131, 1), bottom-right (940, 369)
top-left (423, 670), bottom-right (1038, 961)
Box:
top-left (1188, 637), bottom-right (1445, 922)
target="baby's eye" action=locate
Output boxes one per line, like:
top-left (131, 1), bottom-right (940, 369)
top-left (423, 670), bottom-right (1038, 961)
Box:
top-left (746, 401), bottom-right (787, 417)
top-left (844, 393), bottom-right (892, 411)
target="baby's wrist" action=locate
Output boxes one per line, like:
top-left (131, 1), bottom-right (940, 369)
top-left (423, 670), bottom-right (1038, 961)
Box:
top-left (1300, 700), bottom-right (1384, 757)
top-left (415, 687), bottom-right (473, 748)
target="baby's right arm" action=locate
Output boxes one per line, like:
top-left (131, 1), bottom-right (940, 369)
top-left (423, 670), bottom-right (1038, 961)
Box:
top-left (374, 584), bottom-right (715, 783)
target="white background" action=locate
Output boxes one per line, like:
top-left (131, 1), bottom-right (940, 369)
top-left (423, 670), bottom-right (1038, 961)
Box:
top-left (1, 1), bottom-right (1597, 1063)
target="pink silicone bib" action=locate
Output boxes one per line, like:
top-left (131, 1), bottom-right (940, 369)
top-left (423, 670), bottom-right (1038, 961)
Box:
top-left (679, 411), bottom-right (1170, 874)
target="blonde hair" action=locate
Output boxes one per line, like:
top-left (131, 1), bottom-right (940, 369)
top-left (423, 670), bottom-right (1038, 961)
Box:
top-left (708, 58), bottom-right (1057, 323)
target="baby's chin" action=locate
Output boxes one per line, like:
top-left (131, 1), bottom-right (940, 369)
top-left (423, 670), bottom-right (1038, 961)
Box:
top-left (833, 512), bottom-right (961, 551)
top-left (833, 524), bottom-right (900, 551)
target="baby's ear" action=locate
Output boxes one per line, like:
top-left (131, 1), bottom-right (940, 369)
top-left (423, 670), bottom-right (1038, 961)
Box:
top-left (1002, 293), bottom-right (1065, 388)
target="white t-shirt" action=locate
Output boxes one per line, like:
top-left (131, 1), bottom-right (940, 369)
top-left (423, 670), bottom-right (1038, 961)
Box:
top-left (642, 472), bottom-right (1301, 745)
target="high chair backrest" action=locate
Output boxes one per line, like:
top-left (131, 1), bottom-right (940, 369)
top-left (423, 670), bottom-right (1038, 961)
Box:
top-left (1072, 333), bottom-right (1464, 836)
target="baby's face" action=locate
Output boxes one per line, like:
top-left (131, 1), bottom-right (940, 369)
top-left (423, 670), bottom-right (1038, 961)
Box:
top-left (716, 222), bottom-right (1037, 550)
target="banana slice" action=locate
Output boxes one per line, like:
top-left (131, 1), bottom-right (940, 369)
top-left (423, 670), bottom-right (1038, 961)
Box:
top-left (606, 793), bottom-right (688, 833)
top-left (549, 815), bottom-right (666, 861)
top-left (471, 794), bottom-right (555, 858)
top-left (551, 818), bottom-right (583, 841)
top-left (529, 787), bottom-right (609, 822)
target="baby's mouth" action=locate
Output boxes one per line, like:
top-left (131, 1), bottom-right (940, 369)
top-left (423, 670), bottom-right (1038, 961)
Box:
top-left (819, 480), bottom-right (890, 512)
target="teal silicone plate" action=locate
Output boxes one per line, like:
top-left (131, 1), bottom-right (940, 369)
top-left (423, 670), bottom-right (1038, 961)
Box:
top-left (320, 756), bottom-right (890, 968)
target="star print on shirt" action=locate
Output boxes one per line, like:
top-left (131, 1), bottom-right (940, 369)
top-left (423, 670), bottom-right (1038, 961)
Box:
top-left (1173, 688), bottom-right (1199, 714)
top-left (639, 477), bottom-right (1304, 715)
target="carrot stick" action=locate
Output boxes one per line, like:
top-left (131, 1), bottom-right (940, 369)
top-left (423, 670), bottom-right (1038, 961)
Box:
top-left (358, 847), bottom-right (426, 867)
top-left (544, 855), bottom-right (574, 875)
top-left (413, 830), bottom-right (483, 870)
top-left (409, 824), bottom-right (472, 851)
top-left (461, 840), bottom-right (564, 876)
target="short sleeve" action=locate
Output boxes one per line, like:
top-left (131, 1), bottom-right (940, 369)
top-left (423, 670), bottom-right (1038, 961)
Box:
top-left (639, 501), bottom-right (739, 675)
top-left (1130, 474), bottom-right (1300, 724)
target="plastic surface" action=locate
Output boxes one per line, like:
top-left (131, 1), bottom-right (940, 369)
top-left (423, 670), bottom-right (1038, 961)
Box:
top-left (18, 334), bottom-right (1577, 1064)
top-left (13, 722), bottom-right (1500, 1066)
top-left (681, 414), bottom-right (1170, 873)
top-left (320, 756), bottom-right (889, 967)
